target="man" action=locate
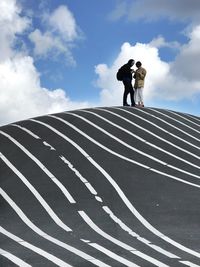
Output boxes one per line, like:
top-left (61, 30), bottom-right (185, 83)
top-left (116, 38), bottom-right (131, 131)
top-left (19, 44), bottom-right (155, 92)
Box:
top-left (120, 59), bottom-right (135, 107)
top-left (134, 61), bottom-right (146, 107)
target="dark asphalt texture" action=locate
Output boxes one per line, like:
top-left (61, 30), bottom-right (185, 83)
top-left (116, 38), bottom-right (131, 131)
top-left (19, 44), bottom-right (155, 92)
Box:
top-left (0, 106), bottom-right (200, 266)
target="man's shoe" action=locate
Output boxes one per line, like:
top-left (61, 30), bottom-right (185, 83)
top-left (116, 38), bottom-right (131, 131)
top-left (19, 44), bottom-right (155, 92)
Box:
top-left (123, 103), bottom-right (130, 106)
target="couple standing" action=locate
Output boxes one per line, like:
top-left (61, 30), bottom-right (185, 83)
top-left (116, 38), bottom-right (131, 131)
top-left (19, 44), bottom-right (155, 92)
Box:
top-left (120, 59), bottom-right (146, 107)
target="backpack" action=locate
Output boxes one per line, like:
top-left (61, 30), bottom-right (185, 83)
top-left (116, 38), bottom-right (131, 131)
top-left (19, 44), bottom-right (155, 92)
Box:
top-left (116, 67), bottom-right (123, 81)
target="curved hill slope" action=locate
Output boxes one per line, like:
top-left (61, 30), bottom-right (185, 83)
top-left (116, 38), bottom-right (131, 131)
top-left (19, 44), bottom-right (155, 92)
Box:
top-left (0, 106), bottom-right (200, 267)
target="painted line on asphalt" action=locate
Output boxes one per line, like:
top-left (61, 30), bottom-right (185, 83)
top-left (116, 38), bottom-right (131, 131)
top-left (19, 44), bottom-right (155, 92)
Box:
top-left (0, 130), bottom-right (76, 204)
top-left (48, 114), bottom-right (200, 188)
top-left (88, 242), bottom-right (140, 267)
top-left (0, 187), bottom-right (111, 266)
top-left (0, 248), bottom-right (32, 267)
top-left (29, 118), bottom-right (200, 259)
top-left (59, 153), bottom-right (179, 259)
top-left (59, 154), bottom-right (178, 259)
top-left (179, 261), bottom-right (200, 267)
top-left (66, 112), bottom-right (167, 165)
top-left (114, 107), bottom-right (200, 154)
top-left (185, 114), bottom-right (200, 124)
top-left (91, 108), bottom-right (200, 169)
top-left (102, 206), bottom-right (178, 259)
top-left (11, 124), bottom-right (41, 139)
top-left (0, 226), bottom-right (72, 267)
top-left (149, 109), bottom-right (200, 135)
top-left (79, 210), bottom-right (170, 267)
top-left (68, 111), bottom-right (200, 178)
top-left (0, 152), bottom-right (72, 232)
top-left (60, 155), bottom-right (97, 196)
top-left (180, 261), bottom-right (200, 267)
top-left (165, 110), bottom-right (200, 128)
top-left (140, 108), bottom-right (200, 144)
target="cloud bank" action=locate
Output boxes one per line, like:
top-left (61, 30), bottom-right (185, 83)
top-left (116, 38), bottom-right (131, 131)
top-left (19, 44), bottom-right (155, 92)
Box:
top-left (0, 0), bottom-right (89, 126)
top-left (29, 5), bottom-right (83, 65)
top-left (109, 0), bottom-right (200, 22)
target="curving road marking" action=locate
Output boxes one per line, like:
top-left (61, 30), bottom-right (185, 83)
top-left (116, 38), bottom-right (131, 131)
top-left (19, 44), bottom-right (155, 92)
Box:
top-left (0, 226), bottom-right (72, 267)
top-left (0, 248), bottom-right (32, 267)
top-left (28, 118), bottom-right (200, 259)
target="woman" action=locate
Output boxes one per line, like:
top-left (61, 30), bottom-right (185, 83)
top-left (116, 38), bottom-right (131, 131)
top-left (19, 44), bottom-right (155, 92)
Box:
top-left (134, 61), bottom-right (147, 107)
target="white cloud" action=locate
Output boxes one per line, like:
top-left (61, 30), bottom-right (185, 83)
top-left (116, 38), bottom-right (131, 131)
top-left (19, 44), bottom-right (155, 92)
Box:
top-left (108, 1), bottom-right (128, 21)
top-left (0, 56), bottom-right (89, 126)
top-left (172, 25), bottom-right (200, 81)
top-left (111, 0), bottom-right (200, 22)
top-left (0, 0), bottom-right (30, 61)
top-left (149, 36), bottom-right (180, 49)
top-left (49, 5), bottom-right (79, 41)
top-left (0, 0), bottom-right (89, 126)
top-left (29, 5), bottom-right (82, 65)
top-left (95, 26), bottom-right (200, 106)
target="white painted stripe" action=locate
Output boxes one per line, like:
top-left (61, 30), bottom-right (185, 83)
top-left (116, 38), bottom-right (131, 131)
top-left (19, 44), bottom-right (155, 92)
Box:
top-left (102, 206), bottom-right (139, 238)
top-left (60, 155), bottom-right (98, 195)
top-left (0, 153), bottom-right (72, 232)
top-left (89, 243), bottom-right (140, 267)
top-left (0, 226), bottom-right (72, 267)
top-left (185, 114), bottom-right (200, 123)
top-left (89, 257), bottom-right (112, 267)
top-left (0, 248), bottom-right (32, 267)
top-left (11, 124), bottom-right (40, 139)
top-left (87, 161), bottom-right (200, 259)
top-left (87, 158), bottom-right (200, 259)
top-left (29, 119), bottom-right (200, 258)
top-left (66, 112), bottom-right (167, 165)
top-left (151, 109), bottom-right (200, 135)
top-left (179, 261), bottom-right (200, 267)
top-left (142, 108), bottom-right (200, 143)
top-left (166, 110), bottom-right (200, 128)
top-left (95, 196), bottom-right (103, 202)
top-left (150, 245), bottom-right (179, 259)
top-left (68, 111), bottom-right (200, 180)
top-left (78, 211), bottom-right (135, 251)
top-left (114, 107), bottom-right (200, 154)
top-left (0, 130), bottom-right (76, 204)
top-left (150, 168), bottom-right (200, 188)
top-left (60, 155), bottom-right (88, 183)
top-left (79, 211), bottom-right (169, 267)
top-left (83, 109), bottom-right (200, 171)
top-left (59, 153), bottom-right (177, 259)
top-left (43, 141), bottom-right (56, 150)
top-left (0, 187), bottom-right (112, 266)
top-left (44, 116), bottom-right (154, 171)
top-left (102, 206), bottom-right (178, 259)
top-left (85, 182), bottom-right (97, 195)
top-left (47, 115), bottom-right (200, 189)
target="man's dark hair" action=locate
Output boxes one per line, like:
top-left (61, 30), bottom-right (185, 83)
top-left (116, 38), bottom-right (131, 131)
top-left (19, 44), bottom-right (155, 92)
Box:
top-left (136, 61), bottom-right (142, 68)
top-left (127, 59), bottom-right (135, 66)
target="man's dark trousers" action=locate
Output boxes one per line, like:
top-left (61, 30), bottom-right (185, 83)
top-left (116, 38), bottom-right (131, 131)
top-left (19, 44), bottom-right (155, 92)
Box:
top-left (123, 80), bottom-right (135, 106)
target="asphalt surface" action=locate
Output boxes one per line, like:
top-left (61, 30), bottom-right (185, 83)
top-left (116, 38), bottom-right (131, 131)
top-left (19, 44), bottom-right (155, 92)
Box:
top-left (0, 106), bottom-right (200, 267)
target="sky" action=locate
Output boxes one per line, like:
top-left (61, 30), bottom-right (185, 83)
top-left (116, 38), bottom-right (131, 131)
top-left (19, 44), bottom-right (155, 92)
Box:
top-left (0, 0), bottom-right (200, 126)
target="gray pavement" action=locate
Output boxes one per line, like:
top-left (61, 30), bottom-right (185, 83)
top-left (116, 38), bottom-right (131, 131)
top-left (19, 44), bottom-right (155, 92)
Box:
top-left (0, 106), bottom-right (200, 266)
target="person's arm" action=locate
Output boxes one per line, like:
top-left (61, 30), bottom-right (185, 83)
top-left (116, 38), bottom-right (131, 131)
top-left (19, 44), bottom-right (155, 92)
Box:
top-left (138, 68), bottom-right (146, 79)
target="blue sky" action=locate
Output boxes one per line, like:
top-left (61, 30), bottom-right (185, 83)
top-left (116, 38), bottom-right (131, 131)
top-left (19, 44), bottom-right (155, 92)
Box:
top-left (0, 0), bottom-right (200, 126)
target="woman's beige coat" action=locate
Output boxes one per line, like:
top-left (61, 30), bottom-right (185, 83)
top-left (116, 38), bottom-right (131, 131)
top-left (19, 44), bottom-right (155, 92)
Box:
top-left (134, 67), bottom-right (146, 89)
